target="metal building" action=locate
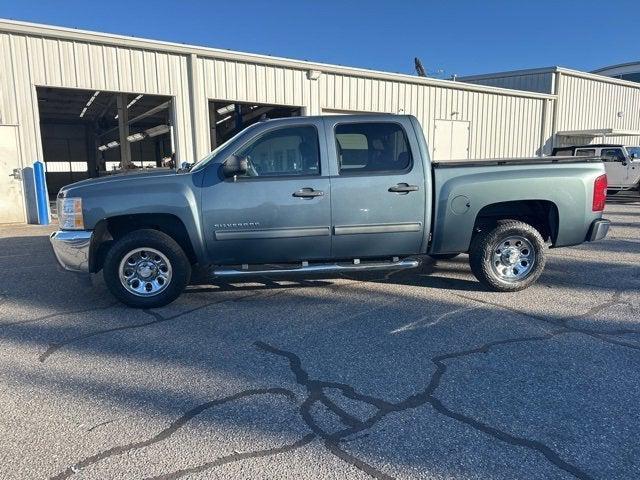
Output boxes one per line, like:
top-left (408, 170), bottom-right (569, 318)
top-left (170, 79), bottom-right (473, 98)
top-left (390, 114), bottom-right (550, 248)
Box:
top-left (461, 67), bottom-right (640, 149)
top-left (0, 19), bottom-right (638, 224)
top-left (592, 62), bottom-right (640, 83)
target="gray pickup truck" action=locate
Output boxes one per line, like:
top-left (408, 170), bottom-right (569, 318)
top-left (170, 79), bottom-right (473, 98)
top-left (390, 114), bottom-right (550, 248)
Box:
top-left (50, 114), bottom-right (610, 307)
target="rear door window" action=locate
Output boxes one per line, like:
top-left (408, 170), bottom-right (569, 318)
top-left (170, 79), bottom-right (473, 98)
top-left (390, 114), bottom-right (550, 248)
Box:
top-left (335, 122), bottom-right (412, 174)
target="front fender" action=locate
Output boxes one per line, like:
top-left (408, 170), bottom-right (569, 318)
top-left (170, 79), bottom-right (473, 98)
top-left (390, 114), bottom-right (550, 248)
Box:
top-left (68, 172), bottom-right (207, 263)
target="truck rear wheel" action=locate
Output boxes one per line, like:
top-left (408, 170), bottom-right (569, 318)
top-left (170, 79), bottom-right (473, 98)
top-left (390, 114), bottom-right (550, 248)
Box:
top-left (469, 220), bottom-right (546, 292)
top-left (103, 229), bottom-right (191, 308)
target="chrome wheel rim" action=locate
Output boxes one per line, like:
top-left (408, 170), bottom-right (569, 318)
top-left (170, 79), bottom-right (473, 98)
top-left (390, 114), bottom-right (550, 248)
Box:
top-left (118, 247), bottom-right (172, 297)
top-left (491, 235), bottom-right (535, 283)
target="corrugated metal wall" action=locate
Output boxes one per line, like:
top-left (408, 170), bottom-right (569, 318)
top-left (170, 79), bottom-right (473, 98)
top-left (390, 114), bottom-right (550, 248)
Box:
top-left (192, 58), bottom-right (552, 160)
top-left (191, 57), bottom-right (320, 157)
top-left (0, 32), bottom-right (194, 169)
top-left (556, 71), bottom-right (640, 146)
top-left (0, 21), bottom-right (559, 182)
top-left (459, 72), bottom-right (555, 94)
top-left (320, 72), bottom-right (551, 159)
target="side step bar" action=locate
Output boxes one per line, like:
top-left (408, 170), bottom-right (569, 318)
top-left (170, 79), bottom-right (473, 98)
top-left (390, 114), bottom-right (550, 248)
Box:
top-left (211, 259), bottom-right (420, 278)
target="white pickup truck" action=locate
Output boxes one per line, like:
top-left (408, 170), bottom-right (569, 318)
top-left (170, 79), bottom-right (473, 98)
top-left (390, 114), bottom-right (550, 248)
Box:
top-left (552, 144), bottom-right (640, 193)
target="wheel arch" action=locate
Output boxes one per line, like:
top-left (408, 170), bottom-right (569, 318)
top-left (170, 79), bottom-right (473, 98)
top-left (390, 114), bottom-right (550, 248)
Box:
top-left (90, 213), bottom-right (198, 273)
top-left (472, 200), bottom-right (559, 245)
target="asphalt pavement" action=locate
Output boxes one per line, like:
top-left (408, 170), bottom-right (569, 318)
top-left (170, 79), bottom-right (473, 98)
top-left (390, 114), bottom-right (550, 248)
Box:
top-left (0, 201), bottom-right (638, 480)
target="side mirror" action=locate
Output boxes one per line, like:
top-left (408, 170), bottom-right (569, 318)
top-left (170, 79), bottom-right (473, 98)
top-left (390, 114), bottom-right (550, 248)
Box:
top-left (222, 155), bottom-right (248, 179)
top-left (631, 153), bottom-right (638, 159)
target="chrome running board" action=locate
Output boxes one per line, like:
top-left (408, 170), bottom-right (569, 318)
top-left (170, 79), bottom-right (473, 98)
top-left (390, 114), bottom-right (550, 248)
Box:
top-left (211, 259), bottom-right (419, 278)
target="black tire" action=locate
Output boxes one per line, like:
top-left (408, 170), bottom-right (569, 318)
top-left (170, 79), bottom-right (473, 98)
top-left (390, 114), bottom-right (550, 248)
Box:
top-left (429, 253), bottom-right (460, 260)
top-left (469, 220), bottom-right (546, 292)
top-left (103, 229), bottom-right (191, 308)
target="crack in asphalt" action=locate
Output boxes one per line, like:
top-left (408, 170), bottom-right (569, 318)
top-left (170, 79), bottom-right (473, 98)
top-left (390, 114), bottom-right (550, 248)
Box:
top-left (41, 273), bottom-right (639, 479)
top-left (255, 333), bottom-right (599, 480)
top-left (390, 305), bottom-right (481, 333)
top-left (38, 277), bottom-right (366, 364)
top-left (38, 293), bottom-right (261, 363)
top-left (85, 418), bottom-right (116, 432)
top-left (145, 433), bottom-right (317, 480)
top-left (0, 302), bottom-right (119, 328)
top-left (49, 388), bottom-right (298, 480)
top-left (453, 291), bottom-right (640, 351)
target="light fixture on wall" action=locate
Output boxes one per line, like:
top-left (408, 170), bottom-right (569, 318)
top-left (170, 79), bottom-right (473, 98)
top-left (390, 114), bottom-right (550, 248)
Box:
top-left (307, 69), bottom-right (322, 81)
top-left (617, 111), bottom-right (625, 118)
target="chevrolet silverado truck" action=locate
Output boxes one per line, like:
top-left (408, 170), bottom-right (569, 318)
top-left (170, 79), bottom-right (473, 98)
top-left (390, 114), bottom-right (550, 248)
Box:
top-left (50, 115), bottom-right (610, 308)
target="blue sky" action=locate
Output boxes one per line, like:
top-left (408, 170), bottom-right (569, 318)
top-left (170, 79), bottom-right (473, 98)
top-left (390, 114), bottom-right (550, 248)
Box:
top-left (1, 0), bottom-right (638, 77)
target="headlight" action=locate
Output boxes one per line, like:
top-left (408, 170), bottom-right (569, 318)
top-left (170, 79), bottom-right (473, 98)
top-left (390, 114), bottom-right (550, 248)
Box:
top-left (57, 197), bottom-right (85, 230)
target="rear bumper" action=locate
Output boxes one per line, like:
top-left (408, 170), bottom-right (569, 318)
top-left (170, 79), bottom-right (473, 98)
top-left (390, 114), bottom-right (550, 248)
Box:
top-left (50, 230), bottom-right (93, 272)
top-left (586, 219), bottom-right (610, 242)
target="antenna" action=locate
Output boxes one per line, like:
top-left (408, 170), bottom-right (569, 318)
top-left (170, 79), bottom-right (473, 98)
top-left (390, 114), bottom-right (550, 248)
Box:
top-left (414, 57), bottom-right (427, 77)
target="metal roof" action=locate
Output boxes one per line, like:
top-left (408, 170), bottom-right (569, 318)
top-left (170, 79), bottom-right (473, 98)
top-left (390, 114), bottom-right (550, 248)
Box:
top-left (460, 66), bottom-right (640, 91)
top-left (0, 18), bottom-right (555, 100)
top-left (592, 61), bottom-right (640, 74)
top-left (556, 128), bottom-right (640, 137)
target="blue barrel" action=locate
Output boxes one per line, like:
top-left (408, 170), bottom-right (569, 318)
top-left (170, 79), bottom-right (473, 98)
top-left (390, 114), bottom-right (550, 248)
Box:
top-left (33, 161), bottom-right (50, 225)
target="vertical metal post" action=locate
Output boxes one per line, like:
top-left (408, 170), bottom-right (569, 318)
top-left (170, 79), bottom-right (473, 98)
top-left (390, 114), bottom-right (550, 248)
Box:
top-left (209, 101), bottom-right (218, 150)
top-left (235, 104), bottom-right (243, 132)
top-left (169, 121), bottom-right (176, 167)
top-left (33, 161), bottom-right (50, 225)
top-left (117, 93), bottom-right (132, 169)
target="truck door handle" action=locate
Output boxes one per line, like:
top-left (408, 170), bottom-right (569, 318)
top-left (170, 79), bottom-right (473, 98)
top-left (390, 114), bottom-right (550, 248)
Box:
top-left (388, 183), bottom-right (418, 193)
top-left (293, 188), bottom-right (324, 199)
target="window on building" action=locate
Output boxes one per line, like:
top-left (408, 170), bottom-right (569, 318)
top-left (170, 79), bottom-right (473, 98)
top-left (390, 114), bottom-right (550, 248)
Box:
top-left (235, 125), bottom-right (320, 177)
top-left (600, 148), bottom-right (626, 163)
top-left (335, 122), bottom-right (412, 174)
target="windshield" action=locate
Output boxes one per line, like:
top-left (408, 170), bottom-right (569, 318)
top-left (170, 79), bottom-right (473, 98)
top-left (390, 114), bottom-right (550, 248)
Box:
top-left (626, 147), bottom-right (640, 158)
top-left (190, 124), bottom-right (260, 172)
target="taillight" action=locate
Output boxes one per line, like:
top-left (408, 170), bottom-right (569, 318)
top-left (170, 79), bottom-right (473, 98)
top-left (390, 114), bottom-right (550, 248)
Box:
top-left (592, 174), bottom-right (607, 211)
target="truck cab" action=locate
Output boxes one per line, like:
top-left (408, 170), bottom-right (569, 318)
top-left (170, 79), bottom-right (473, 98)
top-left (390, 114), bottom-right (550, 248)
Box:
top-left (552, 144), bottom-right (640, 191)
top-left (195, 115), bottom-right (429, 265)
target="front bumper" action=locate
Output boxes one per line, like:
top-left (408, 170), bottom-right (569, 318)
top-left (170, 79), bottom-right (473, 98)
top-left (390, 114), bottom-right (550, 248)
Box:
top-left (586, 219), bottom-right (611, 242)
top-left (50, 230), bottom-right (93, 272)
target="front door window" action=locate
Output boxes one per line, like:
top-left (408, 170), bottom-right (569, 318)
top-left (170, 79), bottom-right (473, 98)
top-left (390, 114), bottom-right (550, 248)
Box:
top-left (235, 126), bottom-right (320, 177)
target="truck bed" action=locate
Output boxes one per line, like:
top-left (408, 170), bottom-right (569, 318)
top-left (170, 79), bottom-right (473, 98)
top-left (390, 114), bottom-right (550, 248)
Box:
top-left (432, 156), bottom-right (602, 168)
top-left (430, 157), bottom-right (606, 254)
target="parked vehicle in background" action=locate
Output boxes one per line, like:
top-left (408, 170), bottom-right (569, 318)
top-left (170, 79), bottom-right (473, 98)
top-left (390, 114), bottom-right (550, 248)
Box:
top-left (50, 115), bottom-right (610, 308)
top-left (552, 144), bottom-right (640, 193)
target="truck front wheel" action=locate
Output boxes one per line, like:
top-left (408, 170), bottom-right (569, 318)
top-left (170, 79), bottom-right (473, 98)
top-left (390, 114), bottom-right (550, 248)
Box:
top-left (103, 229), bottom-right (191, 308)
top-left (469, 220), bottom-right (546, 292)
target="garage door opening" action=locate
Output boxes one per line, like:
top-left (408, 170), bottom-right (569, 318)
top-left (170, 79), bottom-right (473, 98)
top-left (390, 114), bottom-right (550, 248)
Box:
top-left (209, 101), bottom-right (301, 149)
top-left (37, 87), bottom-right (174, 198)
